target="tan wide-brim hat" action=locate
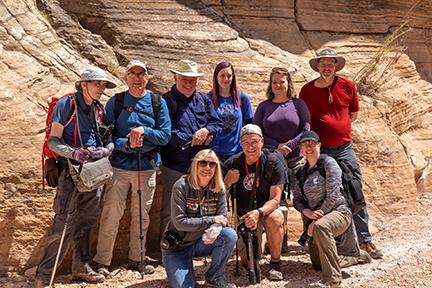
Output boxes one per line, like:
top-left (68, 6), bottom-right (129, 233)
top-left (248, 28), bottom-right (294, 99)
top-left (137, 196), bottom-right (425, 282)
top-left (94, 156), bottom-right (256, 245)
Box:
top-left (170, 60), bottom-right (204, 77)
top-left (309, 49), bottom-right (346, 72)
top-left (75, 67), bottom-right (117, 89)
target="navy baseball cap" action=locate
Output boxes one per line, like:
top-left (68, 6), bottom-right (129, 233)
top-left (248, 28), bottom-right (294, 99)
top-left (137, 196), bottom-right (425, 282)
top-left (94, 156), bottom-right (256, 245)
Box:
top-left (299, 131), bottom-right (320, 144)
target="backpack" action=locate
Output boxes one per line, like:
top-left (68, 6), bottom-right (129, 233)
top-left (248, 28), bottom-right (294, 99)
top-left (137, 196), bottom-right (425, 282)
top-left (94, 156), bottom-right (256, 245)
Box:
top-left (163, 90), bottom-right (208, 120)
top-left (297, 155), bottom-right (365, 214)
top-left (231, 147), bottom-right (289, 208)
top-left (41, 93), bottom-right (104, 190)
top-left (41, 93), bottom-right (76, 190)
top-left (113, 91), bottom-right (161, 122)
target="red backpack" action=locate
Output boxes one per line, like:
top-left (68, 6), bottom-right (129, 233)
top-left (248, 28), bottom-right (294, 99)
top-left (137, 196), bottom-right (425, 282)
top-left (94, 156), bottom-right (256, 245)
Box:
top-left (41, 93), bottom-right (76, 190)
top-left (41, 93), bottom-right (104, 190)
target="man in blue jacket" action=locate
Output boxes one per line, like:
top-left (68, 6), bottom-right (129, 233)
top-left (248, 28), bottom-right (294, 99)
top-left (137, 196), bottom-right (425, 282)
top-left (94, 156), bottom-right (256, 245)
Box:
top-left (93, 60), bottom-right (171, 275)
top-left (159, 59), bottom-right (223, 235)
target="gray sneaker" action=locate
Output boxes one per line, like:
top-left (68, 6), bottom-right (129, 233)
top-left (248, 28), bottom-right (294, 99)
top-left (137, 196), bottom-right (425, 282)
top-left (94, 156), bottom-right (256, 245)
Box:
top-left (127, 260), bottom-right (155, 274)
top-left (205, 278), bottom-right (237, 288)
top-left (267, 261), bottom-right (283, 281)
top-left (94, 262), bottom-right (110, 276)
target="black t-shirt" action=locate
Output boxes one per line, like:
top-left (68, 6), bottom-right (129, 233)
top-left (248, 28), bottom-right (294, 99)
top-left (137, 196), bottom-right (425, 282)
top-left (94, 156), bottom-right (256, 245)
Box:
top-left (224, 149), bottom-right (288, 216)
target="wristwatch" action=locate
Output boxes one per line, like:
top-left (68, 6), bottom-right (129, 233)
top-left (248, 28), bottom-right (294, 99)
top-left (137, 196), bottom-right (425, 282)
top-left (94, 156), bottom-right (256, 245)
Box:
top-left (257, 208), bottom-right (265, 219)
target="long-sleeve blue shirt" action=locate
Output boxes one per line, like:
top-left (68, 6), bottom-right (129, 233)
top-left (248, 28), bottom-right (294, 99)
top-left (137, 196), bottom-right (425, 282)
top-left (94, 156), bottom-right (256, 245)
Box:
top-left (104, 90), bottom-right (171, 171)
top-left (161, 85), bottom-right (223, 173)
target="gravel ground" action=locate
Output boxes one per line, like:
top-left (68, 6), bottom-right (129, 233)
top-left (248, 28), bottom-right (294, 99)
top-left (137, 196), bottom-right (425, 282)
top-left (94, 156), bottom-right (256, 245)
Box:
top-left (2, 192), bottom-right (432, 288)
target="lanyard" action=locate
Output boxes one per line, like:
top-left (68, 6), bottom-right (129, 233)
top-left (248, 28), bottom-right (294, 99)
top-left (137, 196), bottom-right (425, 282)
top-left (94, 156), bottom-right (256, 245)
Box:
top-left (245, 159), bottom-right (260, 212)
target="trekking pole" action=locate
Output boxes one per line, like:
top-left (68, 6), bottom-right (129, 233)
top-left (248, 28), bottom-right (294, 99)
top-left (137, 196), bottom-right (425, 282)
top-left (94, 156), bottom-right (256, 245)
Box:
top-left (232, 186), bottom-right (240, 277)
top-left (137, 151), bottom-right (145, 279)
top-left (49, 163), bottom-right (82, 288)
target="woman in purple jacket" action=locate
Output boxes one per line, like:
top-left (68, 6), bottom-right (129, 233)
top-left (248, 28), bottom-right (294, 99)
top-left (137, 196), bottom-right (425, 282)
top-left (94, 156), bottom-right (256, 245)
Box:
top-left (254, 67), bottom-right (311, 198)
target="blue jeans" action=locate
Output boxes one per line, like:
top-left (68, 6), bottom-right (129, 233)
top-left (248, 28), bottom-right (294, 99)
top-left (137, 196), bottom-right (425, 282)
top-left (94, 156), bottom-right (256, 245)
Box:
top-left (321, 142), bottom-right (372, 243)
top-left (162, 227), bottom-right (237, 288)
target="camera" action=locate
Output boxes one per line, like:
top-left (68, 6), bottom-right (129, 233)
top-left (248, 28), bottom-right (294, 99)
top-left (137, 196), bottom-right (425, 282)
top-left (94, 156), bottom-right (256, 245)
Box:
top-left (160, 230), bottom-right (182, 250)
top-left (297, 230), bottom-right (311, 247)
top-left (98, 123), bottom-right (114, 144)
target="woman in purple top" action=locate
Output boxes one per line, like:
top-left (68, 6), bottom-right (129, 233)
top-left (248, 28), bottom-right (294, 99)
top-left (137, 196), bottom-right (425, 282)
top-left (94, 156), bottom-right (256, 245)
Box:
top-left (254, 67), bottom-right (311, 208)
top-left (254, 67), bottom-right (310, 160)
top-left (208, 61), bottom-right (254, 162)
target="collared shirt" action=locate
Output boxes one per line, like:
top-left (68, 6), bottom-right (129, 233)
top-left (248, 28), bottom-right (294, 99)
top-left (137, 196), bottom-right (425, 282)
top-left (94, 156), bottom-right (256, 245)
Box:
top-left (161, 85), bottom-right (223, 173)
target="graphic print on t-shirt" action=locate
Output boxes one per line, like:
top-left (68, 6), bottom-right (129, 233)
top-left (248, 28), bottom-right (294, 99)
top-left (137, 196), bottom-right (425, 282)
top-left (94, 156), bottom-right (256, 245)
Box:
top-left (242, 173), bottom-right (255, 191)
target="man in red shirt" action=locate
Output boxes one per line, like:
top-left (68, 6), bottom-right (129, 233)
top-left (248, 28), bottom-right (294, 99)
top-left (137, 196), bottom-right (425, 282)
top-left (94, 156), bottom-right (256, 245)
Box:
top-left (299, 49), bottom-right (383, 259)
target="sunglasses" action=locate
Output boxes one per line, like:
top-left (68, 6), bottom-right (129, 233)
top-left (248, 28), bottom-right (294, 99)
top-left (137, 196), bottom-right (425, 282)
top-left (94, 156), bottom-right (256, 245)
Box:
top-left (198, 160), bottom-right (217, 169)
top-left (271, 67), bottom-right (289, 73)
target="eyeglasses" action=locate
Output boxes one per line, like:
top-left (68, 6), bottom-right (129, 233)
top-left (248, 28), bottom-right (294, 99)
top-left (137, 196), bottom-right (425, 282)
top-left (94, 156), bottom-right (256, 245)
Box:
top-left (127, 71), bottom-right (147, 78)
top-left (318, 63), bottom-right (336, 68)
top-left (241, 140), bottom-right (261, 147)
top-left (198, 160), bottom-right (217, 169)
top-left (300, 141), bottom-right (318, 148)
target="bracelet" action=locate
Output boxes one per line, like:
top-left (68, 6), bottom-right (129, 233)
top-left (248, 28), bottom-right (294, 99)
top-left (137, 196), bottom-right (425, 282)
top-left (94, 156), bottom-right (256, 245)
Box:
top-left (257, 208), bottom-right (264, 219)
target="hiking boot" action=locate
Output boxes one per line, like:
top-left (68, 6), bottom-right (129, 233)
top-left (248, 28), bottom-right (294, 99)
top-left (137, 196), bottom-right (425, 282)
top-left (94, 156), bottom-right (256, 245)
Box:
top-left (94, 262), bottom-right (110, 277)
top-left (72, 262), bottom-right (105, 283)
top-left (358, 249), bottom-right (372, 264)
top-left (35, 278), bottom-right (49, 288)
top-left (339, 255), bottom-right (358, 268)
top-left (267, 261), bottom-right (283, 281)
top-left (127, 260), bottom-right (155, 274)
top-left (360, 241), bottom-right (383, 259)
top-left (205, 278), bottom-right (237, 288)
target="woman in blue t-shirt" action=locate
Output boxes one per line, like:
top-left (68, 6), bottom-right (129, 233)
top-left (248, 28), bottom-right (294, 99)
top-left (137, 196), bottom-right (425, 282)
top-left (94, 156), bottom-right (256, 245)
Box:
top-left (208, 61), bottom-right (254, 162)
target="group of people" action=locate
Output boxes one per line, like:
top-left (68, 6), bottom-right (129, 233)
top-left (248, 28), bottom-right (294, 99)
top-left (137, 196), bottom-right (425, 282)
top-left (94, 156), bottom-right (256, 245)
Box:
top-left (35, 49), bottom-right (383, 288)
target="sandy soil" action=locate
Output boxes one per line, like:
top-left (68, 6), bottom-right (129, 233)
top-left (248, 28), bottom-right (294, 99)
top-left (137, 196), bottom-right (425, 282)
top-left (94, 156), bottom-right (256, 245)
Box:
top-left (2, 192), bottom-right (432, 288)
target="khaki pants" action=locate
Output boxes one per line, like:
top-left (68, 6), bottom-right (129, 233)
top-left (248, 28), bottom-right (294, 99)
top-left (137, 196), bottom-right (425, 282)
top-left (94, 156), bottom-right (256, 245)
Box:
top-left (94, 167), bottom-right (156, 265)
top-left (308, 210), bottom-right (351, 284)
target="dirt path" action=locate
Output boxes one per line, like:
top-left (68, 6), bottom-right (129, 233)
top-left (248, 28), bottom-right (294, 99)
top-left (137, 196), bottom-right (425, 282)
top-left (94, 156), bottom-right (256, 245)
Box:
top-left (2, 193), bottom-right (432, 288)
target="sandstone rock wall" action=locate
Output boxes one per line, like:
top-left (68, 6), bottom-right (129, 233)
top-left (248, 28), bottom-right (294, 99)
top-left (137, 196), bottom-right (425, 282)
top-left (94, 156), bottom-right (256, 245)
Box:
top-left (0, 0), bottom-right (431, 273)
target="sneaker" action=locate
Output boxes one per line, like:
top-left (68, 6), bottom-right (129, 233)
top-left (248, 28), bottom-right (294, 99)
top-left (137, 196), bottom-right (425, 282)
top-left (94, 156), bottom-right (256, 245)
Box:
top-left (127, 260), bottom-right (155, 274)
top-left (360, 241), bottom-right (383, 259)
top-left (94, 262), bottom-right (110, 277)
top-left (205, 278), bottom-right (237, 288)
top-left (267, 261), bottom-right (283, 281)
top-left (72, 262), bottom-right (105, 283)
top-left (308, 280), bottom-right (341, 288)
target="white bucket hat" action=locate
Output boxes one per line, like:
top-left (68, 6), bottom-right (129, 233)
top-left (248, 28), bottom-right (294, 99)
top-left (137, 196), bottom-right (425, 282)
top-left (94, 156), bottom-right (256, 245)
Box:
top-left (170, 60), bottom-right (204, 77)
top-left (309, 49), bottom-right (346, 72)
top-left (75, 67), bottom-right (116, 89)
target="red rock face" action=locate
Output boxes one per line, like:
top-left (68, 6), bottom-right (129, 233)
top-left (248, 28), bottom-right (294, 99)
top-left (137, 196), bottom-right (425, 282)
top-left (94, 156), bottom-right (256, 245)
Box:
top-left (0, 0), bottom-right (431, 273)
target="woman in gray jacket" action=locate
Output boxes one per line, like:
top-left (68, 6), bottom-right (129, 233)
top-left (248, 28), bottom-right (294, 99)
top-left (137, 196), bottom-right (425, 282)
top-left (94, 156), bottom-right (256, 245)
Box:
top-left (293, 131), bottom-right (351, 288)
top-left (161, 149), bottom-right (237, 288)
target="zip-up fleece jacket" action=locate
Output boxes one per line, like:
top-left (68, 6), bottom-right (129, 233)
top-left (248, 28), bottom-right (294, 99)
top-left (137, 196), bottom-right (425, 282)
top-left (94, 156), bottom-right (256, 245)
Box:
top-left (293, 154), bottom-right (349, 214)
top-left (168, 176), bottom-right (227, 248)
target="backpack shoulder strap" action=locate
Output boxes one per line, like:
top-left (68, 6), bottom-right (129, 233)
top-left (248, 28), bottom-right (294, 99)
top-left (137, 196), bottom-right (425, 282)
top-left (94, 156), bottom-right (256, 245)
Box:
top-left (150, 92), bottom-right (161, 120)
top-left (114, 92), bottom-right (125, 121)
top-left (163, 90), bottom-right (178, 117)
top-left (316, 156), bottom-right (327, 179)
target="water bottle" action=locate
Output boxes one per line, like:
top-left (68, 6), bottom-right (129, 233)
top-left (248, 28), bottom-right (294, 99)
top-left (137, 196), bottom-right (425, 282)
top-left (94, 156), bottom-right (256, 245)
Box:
top-left (202, 223), bottom-right (223, 241)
